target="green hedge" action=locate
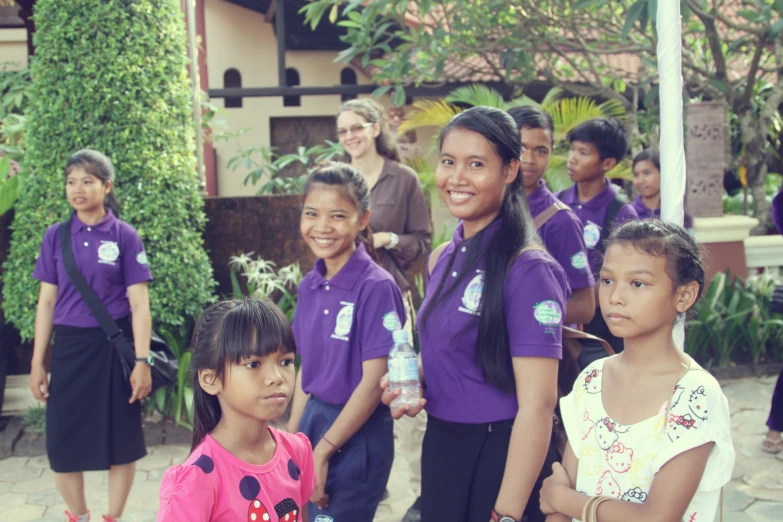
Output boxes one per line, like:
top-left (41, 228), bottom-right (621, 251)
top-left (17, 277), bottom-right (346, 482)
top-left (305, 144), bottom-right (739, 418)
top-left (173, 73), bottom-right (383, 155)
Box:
top-left (3, 0), bottom-right (215, 340)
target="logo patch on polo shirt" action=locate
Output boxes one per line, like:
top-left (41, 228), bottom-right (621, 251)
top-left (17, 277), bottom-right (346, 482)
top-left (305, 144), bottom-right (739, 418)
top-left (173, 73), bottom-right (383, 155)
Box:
top-left (136, 252), bottom-right (148, 265)
top-left (98, 241), bottom-right (120, 265)
top-left (332, 302), bottom-right (354, 341)
top-left (583, 222), bottom-right (601, 249)
top-left (571, 251), bottom-right (588, 272)
top-left (459, 272), bottom-right (484, 315)
top-left (533, 300), bottom-right (563, 334)
top-left (382, 311), bottom-right (401, 331)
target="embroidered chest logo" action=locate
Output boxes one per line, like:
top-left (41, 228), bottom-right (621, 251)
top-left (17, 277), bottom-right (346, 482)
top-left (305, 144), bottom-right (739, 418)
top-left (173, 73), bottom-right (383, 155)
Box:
top-left (332, 302), bottom-right (355, 341)
top-left (583, 221), bottom-right (601, 249)
top-left (97, 241), bottom-right (120, 265)
top-left (459, 272), bottom-right (484, 315)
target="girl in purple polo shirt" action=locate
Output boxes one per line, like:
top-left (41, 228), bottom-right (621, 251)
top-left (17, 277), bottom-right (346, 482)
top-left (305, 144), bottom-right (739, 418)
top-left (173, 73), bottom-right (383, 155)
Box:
top-left (288, 163), bottom-right (405, 522)
top-left (632, 149), bottom-right (694, 232)
top-left (384, 106), bottom-right (570, 522)
top-left (30, 150), bottom-right (153, 522)
top-left (539, 220), bottom-right (733, 522)
top-left (158, 299), bottom-right (316, 522)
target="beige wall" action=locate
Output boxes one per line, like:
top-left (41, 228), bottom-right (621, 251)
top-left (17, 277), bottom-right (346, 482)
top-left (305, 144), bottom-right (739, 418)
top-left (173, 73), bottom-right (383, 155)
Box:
top-left (205, 0), bottom-right (372, 196)
top-left (0, 29), bottom-right (28, 69)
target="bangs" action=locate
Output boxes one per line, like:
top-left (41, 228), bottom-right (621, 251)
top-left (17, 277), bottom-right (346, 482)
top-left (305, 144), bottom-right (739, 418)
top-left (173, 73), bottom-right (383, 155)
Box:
top-left (215, 299), bottom-right (297, 365)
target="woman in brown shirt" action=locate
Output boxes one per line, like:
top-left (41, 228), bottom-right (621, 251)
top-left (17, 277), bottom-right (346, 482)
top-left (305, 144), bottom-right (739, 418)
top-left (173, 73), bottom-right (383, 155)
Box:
top-left (336, 98), bottom-right (432, 331)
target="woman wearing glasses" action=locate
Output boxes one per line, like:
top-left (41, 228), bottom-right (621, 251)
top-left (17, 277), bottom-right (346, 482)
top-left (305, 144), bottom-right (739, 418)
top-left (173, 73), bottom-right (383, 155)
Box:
top-left (336, 99), bottom-right (432, 335)
top-left (336, 99), bottom-right (431, 520)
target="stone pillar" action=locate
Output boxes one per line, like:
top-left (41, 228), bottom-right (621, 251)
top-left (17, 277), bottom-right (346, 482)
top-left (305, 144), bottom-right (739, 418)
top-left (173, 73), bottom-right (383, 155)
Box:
top-left (686, 101), bottom-right (755, 281)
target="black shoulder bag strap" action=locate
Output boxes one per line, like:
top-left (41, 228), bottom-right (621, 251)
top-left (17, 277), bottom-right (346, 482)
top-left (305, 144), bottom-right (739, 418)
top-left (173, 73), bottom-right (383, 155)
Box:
top-left (597, 194), bottom-right (626, 255)
top-left (59, 215), bottom-right (135, 377)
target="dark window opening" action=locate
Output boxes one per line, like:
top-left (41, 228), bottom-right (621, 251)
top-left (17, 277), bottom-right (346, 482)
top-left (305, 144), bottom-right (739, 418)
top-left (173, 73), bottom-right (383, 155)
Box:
top-left (284, 68), bottom-right (301, 107)
top-left (340, 68), bottom-right (358, 102)
top-left (223, 68), bottom-right (243, 108)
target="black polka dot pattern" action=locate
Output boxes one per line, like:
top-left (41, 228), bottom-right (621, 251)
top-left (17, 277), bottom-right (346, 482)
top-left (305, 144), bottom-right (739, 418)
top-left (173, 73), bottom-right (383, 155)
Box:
top-left (274, 497), bottom-right (299, 520)
top-left (287, 459), bottom-right (301, 481)
top-left (239, 475), bottom-right (261, 501)
top-left (192, 455), bottom-right (214, 474)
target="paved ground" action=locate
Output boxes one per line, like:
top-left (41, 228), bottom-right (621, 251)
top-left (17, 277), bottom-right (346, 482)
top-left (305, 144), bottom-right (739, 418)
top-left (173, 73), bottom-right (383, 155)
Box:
top-left (0, 375), bottom-right (780, 521)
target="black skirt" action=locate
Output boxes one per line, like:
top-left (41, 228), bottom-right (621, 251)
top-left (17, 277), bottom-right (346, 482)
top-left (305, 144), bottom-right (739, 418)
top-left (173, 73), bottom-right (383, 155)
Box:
top-left (46, 317), bottom-right (146, 472)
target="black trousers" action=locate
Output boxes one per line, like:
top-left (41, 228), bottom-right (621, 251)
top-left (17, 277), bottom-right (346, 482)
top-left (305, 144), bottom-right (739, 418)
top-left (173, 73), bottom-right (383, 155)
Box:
top-left (420, 415), bottom-right (559, 522)
top-left (584, 307), bottom-right (624, 354)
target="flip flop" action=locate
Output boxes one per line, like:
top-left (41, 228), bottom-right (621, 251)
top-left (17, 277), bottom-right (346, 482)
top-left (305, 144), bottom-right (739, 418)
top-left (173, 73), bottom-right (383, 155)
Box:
top-left (761, 437), bottom-right (783, 454)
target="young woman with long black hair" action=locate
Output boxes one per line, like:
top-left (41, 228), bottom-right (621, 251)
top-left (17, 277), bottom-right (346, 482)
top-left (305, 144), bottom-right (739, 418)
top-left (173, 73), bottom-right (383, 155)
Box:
top-left (382, 106), bottom-right (570, 522)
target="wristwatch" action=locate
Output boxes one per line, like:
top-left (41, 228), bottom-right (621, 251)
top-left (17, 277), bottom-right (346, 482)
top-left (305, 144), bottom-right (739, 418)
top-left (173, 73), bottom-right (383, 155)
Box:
top-left (388, 232), bottom-right (400, 249)
top-left (491, 510), bottom-right (525, 522)
top-left (135, 355), bottom-right (154, 366)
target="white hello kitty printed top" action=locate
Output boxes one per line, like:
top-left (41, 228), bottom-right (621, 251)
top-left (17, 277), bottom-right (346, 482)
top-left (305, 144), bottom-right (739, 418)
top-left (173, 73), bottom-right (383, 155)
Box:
top-left (560, 356), bottom-right (735, 522)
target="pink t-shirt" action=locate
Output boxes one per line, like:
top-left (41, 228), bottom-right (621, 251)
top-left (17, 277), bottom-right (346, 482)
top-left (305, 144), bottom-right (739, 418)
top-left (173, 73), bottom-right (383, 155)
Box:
top-left (158, 429), bottom-right (316, 522)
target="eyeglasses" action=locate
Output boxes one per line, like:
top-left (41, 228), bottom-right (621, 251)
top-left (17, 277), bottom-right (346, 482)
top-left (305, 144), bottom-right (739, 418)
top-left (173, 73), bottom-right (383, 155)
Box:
top-left (337, 122), bottom-right (374, 138)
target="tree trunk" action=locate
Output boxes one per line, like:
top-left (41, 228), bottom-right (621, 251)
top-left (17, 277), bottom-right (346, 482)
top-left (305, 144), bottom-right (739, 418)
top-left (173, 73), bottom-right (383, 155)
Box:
top-left (738, 109), bottom-right (772, 234)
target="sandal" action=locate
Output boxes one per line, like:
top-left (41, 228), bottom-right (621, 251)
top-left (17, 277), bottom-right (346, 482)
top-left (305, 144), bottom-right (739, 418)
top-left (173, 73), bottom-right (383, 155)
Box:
top-left (761, 437), bottom-right (783, 454)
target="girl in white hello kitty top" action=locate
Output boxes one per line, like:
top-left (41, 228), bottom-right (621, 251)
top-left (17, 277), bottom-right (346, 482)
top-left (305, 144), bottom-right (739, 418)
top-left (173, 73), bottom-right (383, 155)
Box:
top-left (540, 220), bottom-right (734, 522)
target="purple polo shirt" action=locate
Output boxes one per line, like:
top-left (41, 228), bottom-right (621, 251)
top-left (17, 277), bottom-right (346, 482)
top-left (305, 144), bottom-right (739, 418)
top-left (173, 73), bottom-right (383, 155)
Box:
top-left (418, 219), bottom-right (570, 424)
top-left (32, 211), bottom-right (153, 328)
top-left (529, 180), bottom-right (595, 291)
top-left (631, 196), bottom-right (694, 230)
top-left (558, 180), bottom-right (638, 271)
top-left (293, 244), bottom-right (405, 405)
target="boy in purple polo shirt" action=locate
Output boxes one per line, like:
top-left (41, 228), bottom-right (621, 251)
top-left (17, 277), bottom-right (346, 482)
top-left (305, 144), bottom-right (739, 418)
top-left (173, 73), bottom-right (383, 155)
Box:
top-left (288, 163), bottom-right (404, 522)
top-left (508, 106), bottom-right (595, 325)
top-left (557, 118), bottom-right (638, 353)
top-left (632, 148), bottom-right (694, 232)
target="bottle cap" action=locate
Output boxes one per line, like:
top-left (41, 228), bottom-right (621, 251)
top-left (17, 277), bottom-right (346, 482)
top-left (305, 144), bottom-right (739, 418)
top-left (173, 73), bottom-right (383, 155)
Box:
top-left (392, 330), bottom-right (410, 343)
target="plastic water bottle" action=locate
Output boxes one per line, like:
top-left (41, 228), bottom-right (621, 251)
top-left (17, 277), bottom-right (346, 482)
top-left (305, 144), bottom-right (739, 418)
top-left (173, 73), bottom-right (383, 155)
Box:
top-left (388, 330), bottom-right (422, 409)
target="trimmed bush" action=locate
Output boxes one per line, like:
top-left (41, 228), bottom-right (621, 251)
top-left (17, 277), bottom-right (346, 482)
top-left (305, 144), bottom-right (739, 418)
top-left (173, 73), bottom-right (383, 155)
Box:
top-left (3, 0), bottom-right (215, 340)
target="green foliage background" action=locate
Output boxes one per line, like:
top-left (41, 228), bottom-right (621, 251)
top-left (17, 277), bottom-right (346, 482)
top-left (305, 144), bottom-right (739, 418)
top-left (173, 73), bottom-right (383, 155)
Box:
top-left (3, 0), bottom-right (215, 340)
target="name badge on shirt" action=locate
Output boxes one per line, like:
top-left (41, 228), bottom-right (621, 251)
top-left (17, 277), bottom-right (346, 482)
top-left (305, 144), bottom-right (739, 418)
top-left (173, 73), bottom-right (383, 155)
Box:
top-left (98, 241), bottom-right (120, 265)
top-left (458, 271), bottom-right (484, 316)
top-left (331, 301), bottom-right (354, 341)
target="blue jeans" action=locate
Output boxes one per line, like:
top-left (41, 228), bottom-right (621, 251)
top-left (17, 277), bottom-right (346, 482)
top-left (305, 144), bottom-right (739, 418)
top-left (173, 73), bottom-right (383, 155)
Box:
top-left (299, 396), bottom-right (394, 522)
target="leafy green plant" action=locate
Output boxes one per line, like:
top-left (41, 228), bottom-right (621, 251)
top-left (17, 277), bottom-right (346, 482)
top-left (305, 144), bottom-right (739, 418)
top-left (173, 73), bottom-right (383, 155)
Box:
top-left (228, 253), bottom-right (303, 322)
top-left (0, 156), bottom-right (20, 217)
top-left (22, 404), bottom-right (46, 436)
top-left (685, 271), bottom-right (783, 366)
top-left (146, 326), bottom-right (193, 428)
top-left (216, 129), bottom-right (344, 195)
top-left (2, 0), bottom-right (217, 340)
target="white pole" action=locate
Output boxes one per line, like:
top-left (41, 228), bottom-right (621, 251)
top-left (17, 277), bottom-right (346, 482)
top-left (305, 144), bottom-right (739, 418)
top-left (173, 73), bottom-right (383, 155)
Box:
top-left (186, 0), bottom-right (205, 189)
top-left (656, 0), bottom-right (687, 349)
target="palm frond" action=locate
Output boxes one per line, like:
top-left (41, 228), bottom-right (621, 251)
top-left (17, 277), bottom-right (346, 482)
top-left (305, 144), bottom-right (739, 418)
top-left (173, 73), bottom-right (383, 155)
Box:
top-left (606, 159), bottom-right (634, 181)
top-left (444, 84), bottom-right (507, 109)
top-left (544, 155), bottom-right (573, 193)
top-left (505, 95), bottom-right (539, 109)
top-left (544, 97), bottom-right (627, 143)
top-left (540, 86), bottom-right (565, 107)
top-left (398, 99), bottom-right (462, 134)
top-left (597, 99), bottom-right (627, 119)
